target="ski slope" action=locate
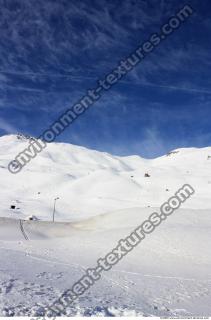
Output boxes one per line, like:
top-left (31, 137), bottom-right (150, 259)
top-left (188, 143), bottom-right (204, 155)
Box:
top-left (0, 134), bottom-right (211, 316)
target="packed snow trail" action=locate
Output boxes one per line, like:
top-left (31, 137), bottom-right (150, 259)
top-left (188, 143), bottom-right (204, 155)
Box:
top-left (19, 220), bottom-right (29, 240)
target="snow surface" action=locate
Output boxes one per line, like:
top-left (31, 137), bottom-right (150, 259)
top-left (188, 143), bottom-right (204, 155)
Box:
top-left (0, 134), bottom-right (211, 316)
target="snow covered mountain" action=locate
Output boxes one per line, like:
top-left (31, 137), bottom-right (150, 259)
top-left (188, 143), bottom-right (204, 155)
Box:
top-left (0, 134), bottom-right (211, 221)
top-left (1, 134), bottom-right (211, 317)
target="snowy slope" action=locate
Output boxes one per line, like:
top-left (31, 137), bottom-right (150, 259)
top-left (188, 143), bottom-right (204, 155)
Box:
top-left (0, 134), bottom-right (211, 221)
top-left (0, 207), bottom-right (211, 317)
top-left (0, 134), bottom-right (211, 317)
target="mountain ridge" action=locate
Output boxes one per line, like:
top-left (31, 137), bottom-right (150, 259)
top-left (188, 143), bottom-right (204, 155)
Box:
top-left (0, 134), bottom-right (211, 221)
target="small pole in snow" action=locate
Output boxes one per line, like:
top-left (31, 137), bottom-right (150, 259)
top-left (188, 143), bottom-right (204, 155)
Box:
top-left (53, 197), bottom-right (59, 222)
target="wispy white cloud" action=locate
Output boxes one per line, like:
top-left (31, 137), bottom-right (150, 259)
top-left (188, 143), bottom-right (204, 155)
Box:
top-left (0, 118), bottom-right (17, 134)
top-left (133, 127), bottom-right (167, 158)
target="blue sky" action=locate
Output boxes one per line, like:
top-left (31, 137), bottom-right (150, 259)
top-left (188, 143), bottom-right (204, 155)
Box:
top-left (0, 0), bottom-right (210, 158)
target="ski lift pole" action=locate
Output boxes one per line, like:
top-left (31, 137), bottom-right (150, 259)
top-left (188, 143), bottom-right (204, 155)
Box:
top-left (53, 197), bottom-right (59, 222)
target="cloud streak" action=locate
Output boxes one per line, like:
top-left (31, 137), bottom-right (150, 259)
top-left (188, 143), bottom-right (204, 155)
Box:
top-left (0, 118), bottom-right (17, 134)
